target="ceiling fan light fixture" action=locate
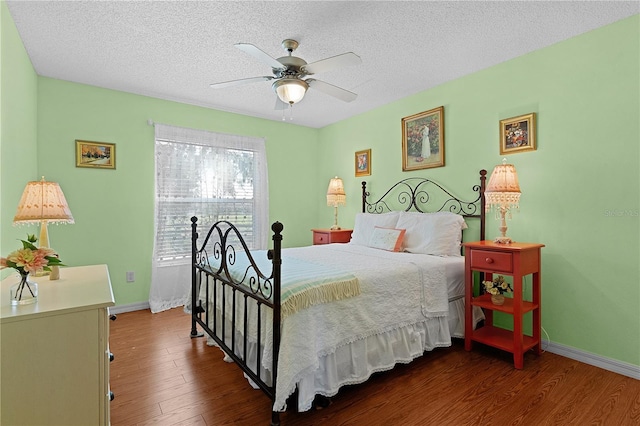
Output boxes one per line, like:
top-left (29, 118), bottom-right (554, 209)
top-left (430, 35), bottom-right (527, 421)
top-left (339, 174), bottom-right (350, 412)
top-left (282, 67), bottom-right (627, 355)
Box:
top-left (273, 78), bottom-right (308, 105)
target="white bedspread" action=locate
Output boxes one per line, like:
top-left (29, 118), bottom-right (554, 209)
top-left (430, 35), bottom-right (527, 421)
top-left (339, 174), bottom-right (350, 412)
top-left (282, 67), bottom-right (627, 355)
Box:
top-left (262, 244), bottom-right (451, 411)
top-left (202, 243), bottom-right (463, 411)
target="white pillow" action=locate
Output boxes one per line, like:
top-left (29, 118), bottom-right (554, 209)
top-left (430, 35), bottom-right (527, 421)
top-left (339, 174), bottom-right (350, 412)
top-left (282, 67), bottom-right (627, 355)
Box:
top-left (396, 211), bottom-right (468, 256)
top-left (350, 212), bottom-right (400, 246)
top-left (367, 227), bottom-right (406, 252)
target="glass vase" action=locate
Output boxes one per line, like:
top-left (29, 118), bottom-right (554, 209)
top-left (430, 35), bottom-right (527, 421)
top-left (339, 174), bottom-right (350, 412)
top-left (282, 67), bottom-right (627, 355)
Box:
top-left (10, 272), bottom-right (38, 306)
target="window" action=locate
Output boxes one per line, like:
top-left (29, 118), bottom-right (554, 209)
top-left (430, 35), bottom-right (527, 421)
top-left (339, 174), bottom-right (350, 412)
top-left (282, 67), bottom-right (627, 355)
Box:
top-left (150, 123), bottom-right (268, 312)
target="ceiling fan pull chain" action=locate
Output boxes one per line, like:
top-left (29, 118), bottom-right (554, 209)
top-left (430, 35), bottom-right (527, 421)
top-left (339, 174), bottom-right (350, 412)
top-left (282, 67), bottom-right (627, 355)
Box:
top-left (289, 103), bottom-right (294, 121)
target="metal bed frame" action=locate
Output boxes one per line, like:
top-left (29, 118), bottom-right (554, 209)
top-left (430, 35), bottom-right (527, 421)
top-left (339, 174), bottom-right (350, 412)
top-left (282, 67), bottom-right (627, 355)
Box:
top-left (190, 170), bottom-right (486, 425)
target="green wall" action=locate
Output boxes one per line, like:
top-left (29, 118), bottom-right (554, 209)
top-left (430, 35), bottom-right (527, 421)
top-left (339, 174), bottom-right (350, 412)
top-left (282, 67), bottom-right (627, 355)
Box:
top-left (317, 16), bottom-right (640, 367)
top-left (1, 2), bottom-right (638, 369)
top-left (0, 1), bottom-right (38, 277)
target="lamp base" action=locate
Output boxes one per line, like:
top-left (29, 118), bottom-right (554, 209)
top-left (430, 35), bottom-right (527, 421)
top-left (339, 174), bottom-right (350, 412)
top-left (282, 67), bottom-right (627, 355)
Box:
top-left (493, 236), bottom-right (514, 244)
top-left (330, 204), bottom-right (341, 231)
top-left (36, 220), bottom-right (51, 275)
top-left (494, 208), bottom-right (513, 244)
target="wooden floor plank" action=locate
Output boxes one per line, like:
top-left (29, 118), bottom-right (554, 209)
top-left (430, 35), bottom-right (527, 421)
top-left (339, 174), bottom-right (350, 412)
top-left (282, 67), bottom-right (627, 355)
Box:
top-left (109, 308), bottom-right (640, 425)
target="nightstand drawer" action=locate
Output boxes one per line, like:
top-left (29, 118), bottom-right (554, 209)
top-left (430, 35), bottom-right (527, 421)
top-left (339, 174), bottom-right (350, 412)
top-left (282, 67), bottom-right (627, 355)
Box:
top-left (470, 250), bottom-right (513, 272)
top-left (312, 229), bottom-right (353, 245)
top-left (313, 232), bottom-right (330, 245)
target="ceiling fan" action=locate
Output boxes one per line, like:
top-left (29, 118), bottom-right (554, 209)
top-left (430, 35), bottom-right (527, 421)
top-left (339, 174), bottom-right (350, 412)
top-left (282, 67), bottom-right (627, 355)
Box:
top-left (210, 39), bottom-right (362, 107)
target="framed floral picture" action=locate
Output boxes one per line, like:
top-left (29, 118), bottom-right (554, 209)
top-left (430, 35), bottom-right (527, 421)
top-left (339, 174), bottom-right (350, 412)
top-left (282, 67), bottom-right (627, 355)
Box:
top-left (500, 113), bottom-right (536, 155)
top-left (401, 106), bottom-right (444, 171)
top-left (355, 149), bottom-right (371, 177)
top-left (75, 140), bottom-right (116, 169)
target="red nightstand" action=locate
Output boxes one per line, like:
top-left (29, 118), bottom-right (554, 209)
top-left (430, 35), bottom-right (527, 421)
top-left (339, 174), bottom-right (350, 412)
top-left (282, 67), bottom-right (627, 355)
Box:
top-left (311, 229), bottom-right (353, 245)
top-left (463, 240), bottom-right (545, 369)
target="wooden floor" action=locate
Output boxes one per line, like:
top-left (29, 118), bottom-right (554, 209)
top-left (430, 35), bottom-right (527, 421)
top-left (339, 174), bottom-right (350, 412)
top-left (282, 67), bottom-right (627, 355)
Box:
top-left (109, 308), bottom-right (640, 426)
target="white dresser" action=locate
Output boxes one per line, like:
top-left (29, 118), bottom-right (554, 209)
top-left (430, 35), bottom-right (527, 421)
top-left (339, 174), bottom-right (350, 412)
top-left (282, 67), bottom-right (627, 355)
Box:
top-left (0, 264), bottom-right (115, 425)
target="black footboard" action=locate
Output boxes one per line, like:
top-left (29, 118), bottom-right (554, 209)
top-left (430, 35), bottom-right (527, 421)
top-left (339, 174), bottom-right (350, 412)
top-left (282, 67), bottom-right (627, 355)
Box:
top-left (190, 217), bottom-right (283, 426)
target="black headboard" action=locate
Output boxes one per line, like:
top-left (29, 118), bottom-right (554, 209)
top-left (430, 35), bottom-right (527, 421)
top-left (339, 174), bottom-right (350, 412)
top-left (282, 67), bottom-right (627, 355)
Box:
top-left (361, 170), bottom-right (487, 240)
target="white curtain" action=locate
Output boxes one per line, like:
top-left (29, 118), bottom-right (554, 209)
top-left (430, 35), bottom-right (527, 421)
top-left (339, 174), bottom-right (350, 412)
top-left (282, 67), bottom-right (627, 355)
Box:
top-left (149, 123), bottom-right (268, 313)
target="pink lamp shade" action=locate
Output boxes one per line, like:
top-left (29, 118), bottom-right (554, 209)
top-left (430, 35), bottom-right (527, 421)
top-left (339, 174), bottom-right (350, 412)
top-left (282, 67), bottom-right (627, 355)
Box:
top-left (485, 161), bottom-right (521, 209)
top-left (326, 176), bottom-right (346, 207)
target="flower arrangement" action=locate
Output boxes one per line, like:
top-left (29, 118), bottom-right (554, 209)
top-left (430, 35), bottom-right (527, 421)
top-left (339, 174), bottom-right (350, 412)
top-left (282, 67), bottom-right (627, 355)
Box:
top-left (2, 235), bottom-right (64, 304)
top-left (0, 234), bottom-right (63, 275)
top-left (483, 275), bottom-right (513, 295)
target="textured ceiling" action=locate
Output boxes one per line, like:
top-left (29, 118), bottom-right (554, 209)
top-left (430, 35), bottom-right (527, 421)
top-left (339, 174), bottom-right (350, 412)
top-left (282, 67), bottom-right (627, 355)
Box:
top-left (6, 1), bottom-right (639, 128)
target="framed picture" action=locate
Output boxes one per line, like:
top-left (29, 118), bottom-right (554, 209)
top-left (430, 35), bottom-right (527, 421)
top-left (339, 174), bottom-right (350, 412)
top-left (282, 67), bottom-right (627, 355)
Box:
top-left (500, 113), bottom-right (536, 155)
top-left (75, 140), bottom-right (116, 169)
top-left (355, 149), bottom-right (371, 177)
top-left (401, 106), bottom-right (444, 171)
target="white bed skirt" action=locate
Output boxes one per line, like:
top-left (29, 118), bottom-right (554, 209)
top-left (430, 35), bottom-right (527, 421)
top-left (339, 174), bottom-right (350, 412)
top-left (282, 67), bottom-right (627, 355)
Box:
top-left (208, 297), bottom-right (484, 412)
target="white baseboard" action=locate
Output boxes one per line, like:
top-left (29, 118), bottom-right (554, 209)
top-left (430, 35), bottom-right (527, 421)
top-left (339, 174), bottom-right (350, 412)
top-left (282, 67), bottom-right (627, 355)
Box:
top-left (109, 301), bottom-right (150, 315)
top-left (543, 339), bottom-right (640, 380)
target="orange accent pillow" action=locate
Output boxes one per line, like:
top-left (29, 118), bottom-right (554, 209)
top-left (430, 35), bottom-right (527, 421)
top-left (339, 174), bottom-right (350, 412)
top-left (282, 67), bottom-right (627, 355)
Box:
top-left (367, 227), bottom-right (406, 252)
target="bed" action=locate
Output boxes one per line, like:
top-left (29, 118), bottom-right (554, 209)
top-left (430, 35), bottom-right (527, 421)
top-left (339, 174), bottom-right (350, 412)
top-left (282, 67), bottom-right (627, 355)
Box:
top-left (190, 171), bottom-right (487, 425)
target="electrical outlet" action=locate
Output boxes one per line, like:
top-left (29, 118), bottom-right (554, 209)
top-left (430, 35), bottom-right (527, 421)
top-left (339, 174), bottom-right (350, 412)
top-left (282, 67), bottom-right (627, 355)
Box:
top-left (126, 271), bottom-right (135, 283)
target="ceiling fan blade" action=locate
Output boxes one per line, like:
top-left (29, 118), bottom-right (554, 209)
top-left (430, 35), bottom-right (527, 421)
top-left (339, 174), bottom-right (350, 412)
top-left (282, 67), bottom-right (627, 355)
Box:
top-left (235, 43), bottom-right (285, 70)
top-left (307, 79), bottom-right (357, 103)
top-left (301, 52), bottom-right (361, 75)
top-left (210, 76), bottom-right (273, 89)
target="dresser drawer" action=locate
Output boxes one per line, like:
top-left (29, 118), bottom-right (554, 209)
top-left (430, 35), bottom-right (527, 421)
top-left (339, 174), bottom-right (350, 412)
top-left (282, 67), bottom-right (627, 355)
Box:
top-left (470, 249), bottom-right (513, 272)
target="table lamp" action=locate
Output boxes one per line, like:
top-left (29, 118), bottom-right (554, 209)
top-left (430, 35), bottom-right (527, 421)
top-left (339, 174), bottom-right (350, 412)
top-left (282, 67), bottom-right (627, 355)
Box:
top-left (13, 177), bottom-right (74, 272)
top-left (326, 176), bottom-right (346, 230)
top-left (484, 159), bottom-right (521, 244)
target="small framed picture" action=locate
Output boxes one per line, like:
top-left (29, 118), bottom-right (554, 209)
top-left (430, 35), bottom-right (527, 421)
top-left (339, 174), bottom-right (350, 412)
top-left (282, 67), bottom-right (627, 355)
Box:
top-left (76, 140), bottom-right (116, 169)
top-left (355, 149), bottom-right (371, 177)
top-left (402, 106), bottom-right (445, 171)
top-left (500, 113), bottom-right (536, 155)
